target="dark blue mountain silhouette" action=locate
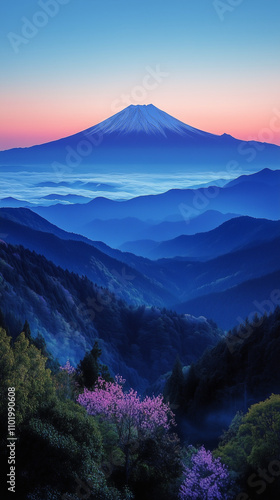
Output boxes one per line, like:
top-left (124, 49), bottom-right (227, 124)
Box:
top-left (77, 210), bottom-right (238, 247)
top-left (1, 209), bottom-right (280, 318)
top-left (0, 197), bottom-right (32, 208)
top-left (120, 216), bottom-right (280, 259)
top-left (31, 169), bottom-right (280, 238)
top-left (0, 105), bottom-right (279, 173)
top-left (174, 269), bottom-right (280, 330)
top-left (0, 214), bottom-right (174, 307)
top-left (224, 167), bottom-right (280, 188)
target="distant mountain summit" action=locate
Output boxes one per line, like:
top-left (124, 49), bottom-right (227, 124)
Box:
top-left (0, 104), bottom-right (279, 172)
top-left (224, 167), bottom-right (280, 188)
top-left (87, 104), bottom-right (213, 138)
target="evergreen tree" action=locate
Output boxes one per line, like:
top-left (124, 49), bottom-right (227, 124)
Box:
top-left (77, 341), bottom-right (112, 389)
top-left (0, 307), bottom-right (6, 330)
top-left (22, 319), bottom-right (32, 342)
top-left (164, 356), bottom-right (184, 409)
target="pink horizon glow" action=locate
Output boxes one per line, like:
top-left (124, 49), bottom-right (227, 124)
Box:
top-left (1, 101), bottom-right (280, 151)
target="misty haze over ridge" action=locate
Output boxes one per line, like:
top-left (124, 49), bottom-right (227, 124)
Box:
top-left (0, 104), bottom-right (279, 182)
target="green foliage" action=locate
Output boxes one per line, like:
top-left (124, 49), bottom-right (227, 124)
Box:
top-left (99, 419), bottom-right (125, 471)
top-left (0, 328), bottom-right (55, 426)
top-left (0, 327), bottom-right (119, 498)
top-left (56, 364), bottom-right (77, 401)
top-left (0, 323), bottom-right (181, 499)
top-left (0, 326), bottom-right (13, 383)
top-left (32, 331), bottom-right (60, 373)
top-left (13, 332), bottom-right (55, 424)
top-left (218, 411), bottom-right (244, 447)
top-left (238, 394), bottom-right (280, 470)
top-left (40, 398), bottom-right (103, 457)
top-left (18, 399), bottom-right (103, 493)
top-left (129, 432), bottom-right (182, 500)
top-left (216, 394), bottom-right (280, 497)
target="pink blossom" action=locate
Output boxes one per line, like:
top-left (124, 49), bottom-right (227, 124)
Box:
top-left (179, 446), bottom-right (232, 500)
top-left (60, 359), bottom-right (76, 374)
top-left (77, 376), bottom-right (175, 443)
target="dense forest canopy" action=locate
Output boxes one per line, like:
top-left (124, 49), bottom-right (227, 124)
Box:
top-left (0, 241), bottom-right (222, 392)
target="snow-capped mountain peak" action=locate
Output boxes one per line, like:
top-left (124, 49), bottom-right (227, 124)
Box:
top-left (84, 104), bottom-right (212, 138)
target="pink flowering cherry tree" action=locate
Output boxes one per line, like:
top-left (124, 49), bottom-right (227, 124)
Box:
top-left (77, 375), bottom-right (176, 481)
top-left (179, 446), bottom-right (232, 500)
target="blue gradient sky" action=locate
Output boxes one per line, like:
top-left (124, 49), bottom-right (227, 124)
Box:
top-left (1, 0), bottom-right (280, 149)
